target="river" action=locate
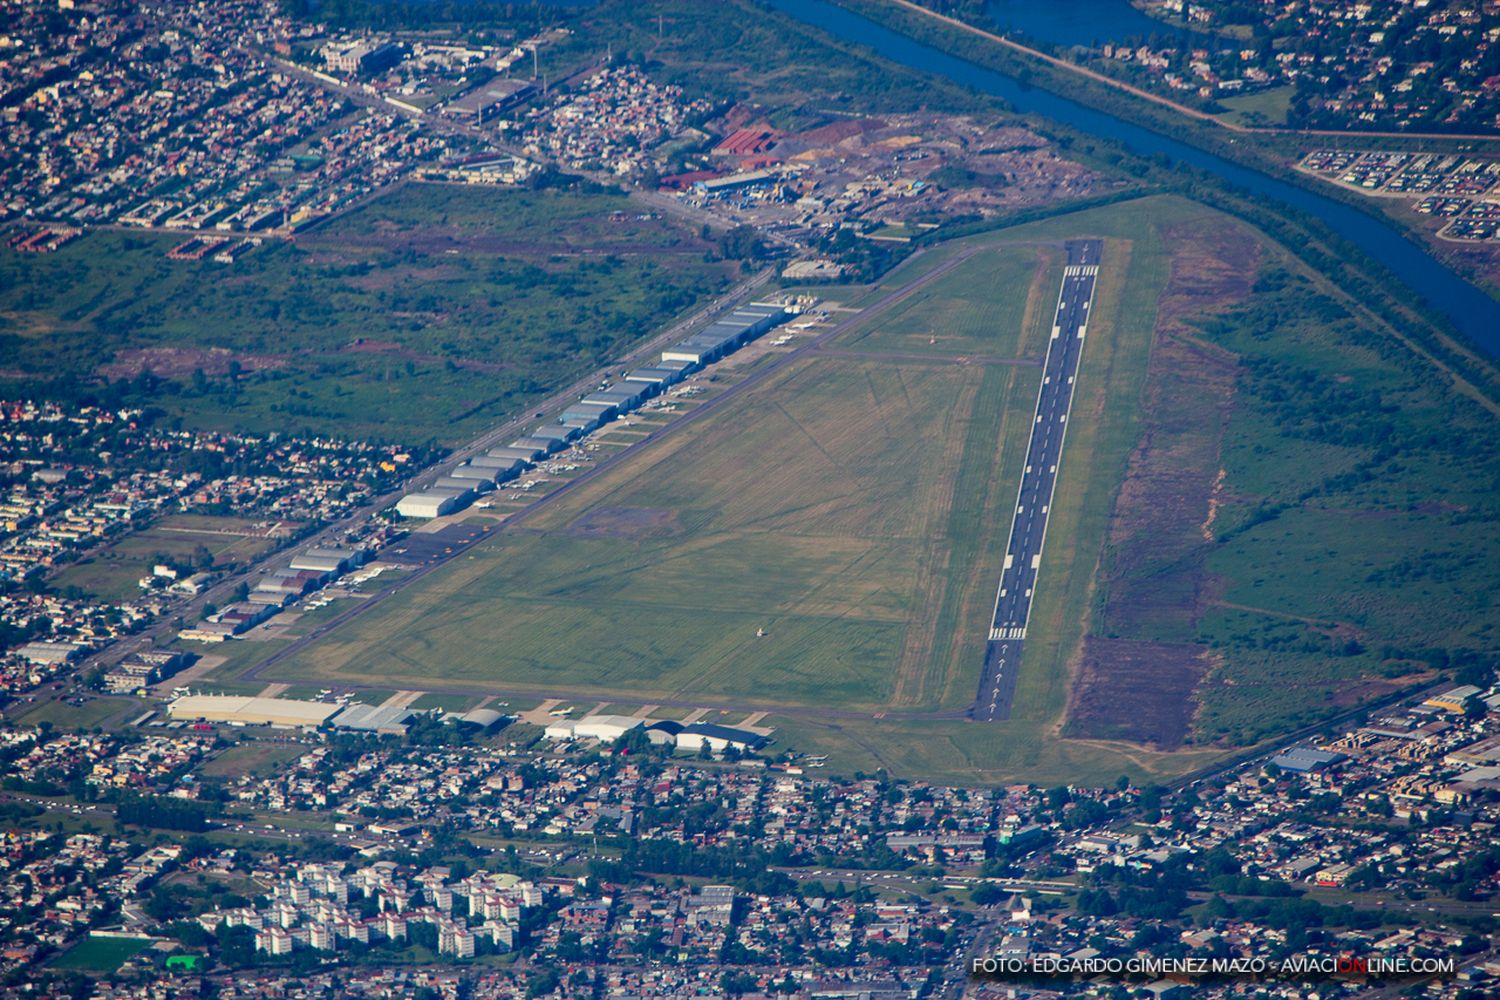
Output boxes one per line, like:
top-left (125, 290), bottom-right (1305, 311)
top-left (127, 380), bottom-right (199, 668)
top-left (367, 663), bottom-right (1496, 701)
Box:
top-left (762, 0), bottom-right (1500, 359)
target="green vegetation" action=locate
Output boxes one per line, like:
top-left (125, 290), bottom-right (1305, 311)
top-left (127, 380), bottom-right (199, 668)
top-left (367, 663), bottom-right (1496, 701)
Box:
top-left (0, 184), bottom-right (732, 444)
top-left (117, 794), bottom-right (212, 832)
top-left (15, 697), bottom-right (134, 731)
top-left (834, 247), bottom-right (1043, 359)
top-left (197, 741), bottom-right (306, 780)
top-left (50, 935), bottom-right (153, 973)
top-left (69, 191), bottom-right (1492, 785)
top-left (1216, 85), bottom-right (1294, 128)
top-left (265, 237), bottom-right (1059, 713)
top-left (571, 0), bottom-right (982, 128)
top-left (1184, 260), bottom-right (1500, 742)
top-left (50, 515), bottom-right (282, 602)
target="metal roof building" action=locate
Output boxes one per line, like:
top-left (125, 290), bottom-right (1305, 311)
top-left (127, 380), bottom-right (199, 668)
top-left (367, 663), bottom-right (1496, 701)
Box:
top-left (445, 464), bottom-right (496, 483)
top-left (561, 401), bottom-right (617, 424)
top-left (560, 415), bottom-right (602, 433)
top-left (573, 714), bottom-right (646, 742)
top-left (511, 436), bottom-right (562, 455)
top-left (289, 548), bottom-right (355, 574)
top-left (1270, 746), bottom-right (1345, 773)
top-left (469, 454), bottom-right (525, 473)
top-left (530, 425), bottom-right (578, 446)
top-left (434, 476), bottom-right (487, 494)
top-left (167, 694), bottom-right (339, 729)
top-left (488, 446), bottom-right (544, 463)
top-left (623, 367), bottom-right (680, 389)
top-left (457, 708), bottom-right (508, 729)
top-left (676, 723), bottom-right (770, 753)
top-left (661, 344), bottom-right (715, 365)
top-left (585, 385), bottom-right (647, 409)
top-left (396, 490), bottom-right (466, 519)
top-left (331, 702), bottom-right (415, 735)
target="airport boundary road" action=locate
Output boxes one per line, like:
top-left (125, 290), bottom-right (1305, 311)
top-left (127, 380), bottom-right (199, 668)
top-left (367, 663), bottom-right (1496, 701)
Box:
top-left (973, 238), bottom-right (1102, 722)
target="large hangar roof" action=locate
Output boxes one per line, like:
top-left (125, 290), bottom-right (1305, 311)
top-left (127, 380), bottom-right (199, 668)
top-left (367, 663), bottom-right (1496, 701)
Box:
top-left (167, 694), bottom-right (338, 727)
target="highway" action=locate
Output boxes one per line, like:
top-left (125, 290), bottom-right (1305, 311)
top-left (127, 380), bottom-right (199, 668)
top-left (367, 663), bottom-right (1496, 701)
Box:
top-left (972, 239), bottom-right (1101, 722)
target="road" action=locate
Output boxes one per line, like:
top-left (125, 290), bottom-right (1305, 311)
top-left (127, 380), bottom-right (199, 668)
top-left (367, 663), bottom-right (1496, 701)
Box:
top-left (973, 238), bottom-right (1101, 722)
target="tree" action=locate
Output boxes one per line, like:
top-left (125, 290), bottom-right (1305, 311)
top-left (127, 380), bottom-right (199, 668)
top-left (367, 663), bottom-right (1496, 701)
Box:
top-left (970, 884), bottom-right (1003, 906)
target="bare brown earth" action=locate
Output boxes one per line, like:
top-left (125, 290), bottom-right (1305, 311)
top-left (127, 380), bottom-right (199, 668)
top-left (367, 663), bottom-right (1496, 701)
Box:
top-left (1068, 638), bottom-right (1208, 748)
top-left (98, 346), bottom-right (286, 380)
top-left (1064, 221), bottom-right (1258, 748)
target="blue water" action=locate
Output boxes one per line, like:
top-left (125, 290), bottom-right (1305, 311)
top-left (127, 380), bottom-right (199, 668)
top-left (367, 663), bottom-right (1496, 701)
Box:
top-left (763, 0), bottom-right (1500, 358)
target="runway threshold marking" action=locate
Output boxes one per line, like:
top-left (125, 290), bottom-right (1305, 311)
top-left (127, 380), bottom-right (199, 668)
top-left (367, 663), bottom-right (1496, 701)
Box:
top-left (972, 239), bottom-right (1103, 722)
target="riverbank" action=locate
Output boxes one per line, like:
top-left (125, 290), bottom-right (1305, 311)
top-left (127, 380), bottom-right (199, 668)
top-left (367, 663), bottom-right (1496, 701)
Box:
top-left (803, 1), bottom-right (1500, 348)
top-left (833, 0), bottom-right (1500, 302)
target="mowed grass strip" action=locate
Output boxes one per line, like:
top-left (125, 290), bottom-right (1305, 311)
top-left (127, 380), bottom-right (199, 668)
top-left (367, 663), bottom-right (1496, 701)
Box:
top-left (280, 348), bottom-right (1024, 710)
top-left (834, 246), bottom-right (1045, 359)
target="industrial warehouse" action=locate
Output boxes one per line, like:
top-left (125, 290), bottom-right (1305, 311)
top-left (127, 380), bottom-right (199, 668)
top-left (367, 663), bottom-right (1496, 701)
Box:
top-left (163, 693), bottom-right (501, 736)
top-left (163, 695), bottom-right (768, 752)
top-left (395, 302), bottom-right (791, 519)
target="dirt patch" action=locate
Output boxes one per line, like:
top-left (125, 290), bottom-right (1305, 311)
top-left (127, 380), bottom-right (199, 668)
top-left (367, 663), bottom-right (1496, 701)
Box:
top-left (1065, 638), bottom-right (1208, 748)
top-left (98, 346), bottom-right (286, 380)
top-left (1097, 224), bottom-right (1252, 639)
top-left (793, 118), bottom-right (887, 145)
top-left (567, 507), bottom-right (682, 540)
top-left (1064, 221), bottom-right (1259, 746)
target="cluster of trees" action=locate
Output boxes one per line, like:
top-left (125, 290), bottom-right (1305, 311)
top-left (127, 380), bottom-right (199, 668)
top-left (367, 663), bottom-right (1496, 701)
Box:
top-left (116, 794), bottom-right (212, 832)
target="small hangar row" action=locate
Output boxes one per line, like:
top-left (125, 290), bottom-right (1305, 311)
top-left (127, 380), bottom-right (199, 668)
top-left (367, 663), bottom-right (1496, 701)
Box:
top-left (396, 302), bottom-right (790, 519)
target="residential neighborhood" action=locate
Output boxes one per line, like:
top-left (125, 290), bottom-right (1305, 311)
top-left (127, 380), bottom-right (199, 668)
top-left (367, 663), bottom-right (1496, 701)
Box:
top-left (2, 0), bottom-right (1498, 996)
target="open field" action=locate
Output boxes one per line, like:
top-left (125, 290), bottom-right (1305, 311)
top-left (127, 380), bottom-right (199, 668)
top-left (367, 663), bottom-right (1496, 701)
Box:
top-left (14, 696), bottom-right (138, 731)
top-left (0, 184), bottom-right (733, 444)
top-left (197, 741), bottom-right (307, 780)
top-left (206, 194), bottom-right (1498, 784)
top-left (49, 936), bottom-right (153, 973)
top-left (272, 354), bottom-right (1040, 710)
top-left (1062, 198), bottom-right (1500, 748)
top-left (1215, 86), bottom-right (1294, 129)
top-left (832, 246), bottom-right (1049, 360)
top-left (263, 237), bottom-right (1062, 714)
top-left (50, 515), bottom-right (285, 602)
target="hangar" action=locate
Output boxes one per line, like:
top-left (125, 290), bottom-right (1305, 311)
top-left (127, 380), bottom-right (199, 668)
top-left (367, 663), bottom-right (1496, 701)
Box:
top-left (396, 489), bottom-right (466, 519)
top-left (434, 476), bottom-right (489, 494)
top-left (545, 714), bottom-right (644, 742)
top-left (489, 445), bottom-right (545, 463)
top-left (331, 702), bottom-right (415, 735)
top-left (511, 436), bottom-right (561, 455)
top-left (167, 694), bottom-right (338, 729)
top-left (561, 401), bottom-right (617, 424)
top-left (676, 723), bottom-right (770, 754)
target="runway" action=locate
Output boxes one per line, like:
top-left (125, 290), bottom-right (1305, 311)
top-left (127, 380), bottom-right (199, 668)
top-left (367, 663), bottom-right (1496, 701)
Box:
top-left (972, 239), bottom-right (1102, 722)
